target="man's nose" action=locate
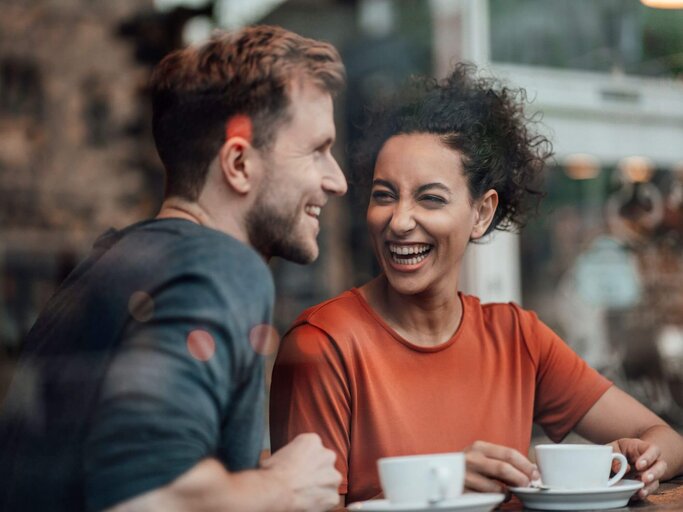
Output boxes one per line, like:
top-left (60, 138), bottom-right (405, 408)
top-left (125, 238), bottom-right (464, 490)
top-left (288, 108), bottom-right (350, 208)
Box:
top-left (322, 157), bottom-right (348, 196)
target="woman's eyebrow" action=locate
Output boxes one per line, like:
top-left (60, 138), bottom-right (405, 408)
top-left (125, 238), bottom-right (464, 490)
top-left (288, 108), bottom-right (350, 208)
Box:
top-left (416, 182), bottom-right (451, 194)
top-left (372, 179), bottom-right (397, 192)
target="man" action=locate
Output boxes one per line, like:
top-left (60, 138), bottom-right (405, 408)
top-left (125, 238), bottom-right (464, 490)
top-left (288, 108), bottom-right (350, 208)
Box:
top-left (0, 25), bottom-right (347, 511)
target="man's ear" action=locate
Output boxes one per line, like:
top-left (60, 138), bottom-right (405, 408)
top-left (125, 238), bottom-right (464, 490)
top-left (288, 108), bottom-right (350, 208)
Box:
top-left (471, 189), bottom-right (499, 240)
top-left (217, 137), bottom-right (260, 195)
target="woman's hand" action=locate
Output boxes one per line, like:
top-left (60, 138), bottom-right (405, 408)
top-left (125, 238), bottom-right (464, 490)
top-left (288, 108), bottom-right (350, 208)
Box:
top-left (464, 441), bottom-right (540, 493)
top-left (610, 438), bottom-right (667, 500)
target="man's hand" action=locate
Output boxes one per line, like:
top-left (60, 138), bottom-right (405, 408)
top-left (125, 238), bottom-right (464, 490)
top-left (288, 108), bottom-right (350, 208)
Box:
top-left (464, 441), bottom-right (540, 493)
top-left (610, 438), bottom-right (667, 500)
top-left (262, 433), bottom-right (342, 512)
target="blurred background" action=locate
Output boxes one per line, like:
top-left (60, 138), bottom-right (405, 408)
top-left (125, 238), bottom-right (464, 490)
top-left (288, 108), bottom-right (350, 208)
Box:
top-left (1, 0), bottom-right (682, 429)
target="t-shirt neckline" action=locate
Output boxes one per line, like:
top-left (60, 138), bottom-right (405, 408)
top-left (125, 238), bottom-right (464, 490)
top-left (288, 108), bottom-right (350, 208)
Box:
top-left (348, 287), bottom-right (467, 353)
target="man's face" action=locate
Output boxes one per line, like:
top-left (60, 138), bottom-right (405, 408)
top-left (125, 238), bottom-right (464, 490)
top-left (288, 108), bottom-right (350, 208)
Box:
top-left (246, 79), bottom-right (347, 263)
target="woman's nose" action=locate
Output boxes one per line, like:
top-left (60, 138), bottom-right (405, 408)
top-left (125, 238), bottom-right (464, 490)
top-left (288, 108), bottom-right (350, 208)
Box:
top-left (389, 201), bottom-right (417, 234)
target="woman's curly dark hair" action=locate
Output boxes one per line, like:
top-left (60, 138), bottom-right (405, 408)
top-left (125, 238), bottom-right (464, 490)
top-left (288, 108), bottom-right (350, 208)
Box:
top-left (352, 62), bottom-right (553, 236)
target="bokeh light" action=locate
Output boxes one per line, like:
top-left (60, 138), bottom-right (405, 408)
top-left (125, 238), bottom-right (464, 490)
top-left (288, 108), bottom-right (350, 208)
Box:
top-left (128, 291), bottom-right (154, 322)
top-left (187, 329), bottom-right (216, 361)
top-left (249, 323), bottom-right (280, 356)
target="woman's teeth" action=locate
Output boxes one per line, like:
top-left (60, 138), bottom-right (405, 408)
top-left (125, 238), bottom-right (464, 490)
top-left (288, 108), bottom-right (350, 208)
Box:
top-left (391, 253), bottom-right (428, 265)
top-left (388, 243), bottom-right (432, 265)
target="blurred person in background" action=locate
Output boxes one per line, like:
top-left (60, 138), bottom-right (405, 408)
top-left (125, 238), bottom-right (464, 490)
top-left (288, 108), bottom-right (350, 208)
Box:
top-left (0, 25), bottom-right (346, 512)
top-left (270, 63), bottom-right (683, 507)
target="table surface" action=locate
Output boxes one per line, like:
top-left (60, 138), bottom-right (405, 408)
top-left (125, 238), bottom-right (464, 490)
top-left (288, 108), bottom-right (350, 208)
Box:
top-left (342, 477), bottom-right (683, 511)
top-left (502, 476), bottom-right (683, 511)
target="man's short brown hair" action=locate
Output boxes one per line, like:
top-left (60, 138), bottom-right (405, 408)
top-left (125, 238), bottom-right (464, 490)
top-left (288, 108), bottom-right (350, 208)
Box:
top-left (150, 25), bottom-right (346, 200)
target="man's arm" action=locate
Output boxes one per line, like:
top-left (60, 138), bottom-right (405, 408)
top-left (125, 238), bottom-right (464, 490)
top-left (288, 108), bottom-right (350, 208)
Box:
top-left (105, 433), bottom-right (341, 512)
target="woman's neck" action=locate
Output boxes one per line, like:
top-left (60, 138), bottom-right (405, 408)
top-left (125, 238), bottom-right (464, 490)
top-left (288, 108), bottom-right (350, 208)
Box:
top-left (360, 275), bottom-right (463, 347)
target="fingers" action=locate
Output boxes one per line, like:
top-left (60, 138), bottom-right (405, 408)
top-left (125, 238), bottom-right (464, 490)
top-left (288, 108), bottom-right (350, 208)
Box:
top-left (466, 442), bottom-right (537, 488)
top-left (465, 472), bottom-right (506, 493)
top-left (299, 486), bottom-right (342, 512)
top-left (468, 441), bottom-right (539, 482)
top-left (266, 433), bottom-right (342, 512)
top-left (639, 459), bottom-right (667, 487)
top-left (632, 459), bottom-right (666, 501)
top-left (287, 433), bottom-right (337, 468)
top-left (265, 432), bottom-right (340, 484)
top-left (293, 432), bottom-right (324, 447)
top-left (637, 479), bottom-right (660, 500)
top-left (634, 444), bottom-right (662, 473)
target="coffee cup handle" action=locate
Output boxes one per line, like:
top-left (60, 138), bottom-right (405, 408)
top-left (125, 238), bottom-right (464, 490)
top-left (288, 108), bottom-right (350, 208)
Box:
top-left (428, 466), bottom-right (450, 504)
top-left (607, 453), bottom-right (628, 487)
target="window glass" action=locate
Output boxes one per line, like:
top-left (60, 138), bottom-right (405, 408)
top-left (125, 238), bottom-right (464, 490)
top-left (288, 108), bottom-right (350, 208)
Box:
top-left (490, 0), bottom-right (683, 78)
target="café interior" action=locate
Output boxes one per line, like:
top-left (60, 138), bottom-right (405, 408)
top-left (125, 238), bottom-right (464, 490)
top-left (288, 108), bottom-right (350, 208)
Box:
top-left (1, 1), bottom-right (682, 503)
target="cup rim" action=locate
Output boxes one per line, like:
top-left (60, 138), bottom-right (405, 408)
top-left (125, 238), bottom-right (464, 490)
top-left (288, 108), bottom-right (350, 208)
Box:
top-left (378, 452), bottom-right (464, 465)
top-left (535, 444), bottom-right (612, 451)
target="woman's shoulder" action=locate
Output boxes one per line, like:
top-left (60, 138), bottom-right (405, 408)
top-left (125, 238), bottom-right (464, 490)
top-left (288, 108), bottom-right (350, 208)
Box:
top-left (294, 288), bottom-right (363, 323)
top-left (290, 288), bottom-right (369, 331)
top-left (462, 293), bottom-right (540, 329)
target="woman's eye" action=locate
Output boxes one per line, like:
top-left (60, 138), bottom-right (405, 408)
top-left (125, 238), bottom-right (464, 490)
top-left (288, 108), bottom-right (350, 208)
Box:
top-left (420, 195), bottom-right (446, 205)
top-left (371, 190), bottom-right (394, 202)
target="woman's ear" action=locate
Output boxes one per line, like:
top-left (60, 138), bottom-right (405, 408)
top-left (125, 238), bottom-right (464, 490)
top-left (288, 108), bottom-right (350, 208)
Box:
top-left (471, 189), bottom-right (499, 240)
top-left (217, 137), bottom-right (260, 195)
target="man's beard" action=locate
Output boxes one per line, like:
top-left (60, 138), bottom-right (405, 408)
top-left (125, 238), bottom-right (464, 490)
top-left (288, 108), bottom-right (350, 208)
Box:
top-left (245, 185), bottom-right (314, 264)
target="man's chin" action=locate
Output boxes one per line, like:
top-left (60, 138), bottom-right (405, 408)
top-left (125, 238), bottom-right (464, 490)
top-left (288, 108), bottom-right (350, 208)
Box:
top-left (283, 246), bottom-right (318, 265)
top-left (270, 239), bottom-right (318, 264)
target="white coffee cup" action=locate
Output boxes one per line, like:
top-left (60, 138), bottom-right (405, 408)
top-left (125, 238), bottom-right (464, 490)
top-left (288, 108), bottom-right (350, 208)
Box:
top-left (535, 444), bottom-right (628, 490)
top-left (378, 452), bottom-right (464, 505)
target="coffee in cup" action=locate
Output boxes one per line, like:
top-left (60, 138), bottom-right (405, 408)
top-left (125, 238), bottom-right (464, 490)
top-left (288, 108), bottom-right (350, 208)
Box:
top-left (535, 444), bottom-right (628, 490)
top-left (377, 452), bottom-right (464, 505)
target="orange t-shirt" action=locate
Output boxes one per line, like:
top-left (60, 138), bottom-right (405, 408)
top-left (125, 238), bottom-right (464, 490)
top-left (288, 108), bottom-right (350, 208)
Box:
top-left (269, 290), bottom-right (612, 504)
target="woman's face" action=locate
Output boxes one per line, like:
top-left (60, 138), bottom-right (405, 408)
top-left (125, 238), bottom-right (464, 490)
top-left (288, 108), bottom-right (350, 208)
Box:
top-left (367, 133), bottom-right (497, 296)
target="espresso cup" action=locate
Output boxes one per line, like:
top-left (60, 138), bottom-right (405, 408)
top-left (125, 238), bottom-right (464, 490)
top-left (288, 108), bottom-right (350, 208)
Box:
top-left (535, 444), bottom-right (628, 490)
top-left (378, 452), bottom-right (464, 505)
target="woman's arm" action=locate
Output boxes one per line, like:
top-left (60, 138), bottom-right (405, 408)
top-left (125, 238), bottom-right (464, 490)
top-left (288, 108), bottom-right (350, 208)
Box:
top-left (270, 324), bottom-right (352, 503)
top-left (575, 386), bottom-right (683, 498)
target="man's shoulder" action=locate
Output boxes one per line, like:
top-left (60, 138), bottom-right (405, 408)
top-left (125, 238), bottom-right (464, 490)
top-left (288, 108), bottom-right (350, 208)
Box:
top-left (112, 219), bottom-right (272, 286)
top-left (72, 219), bottom-right (274, 317)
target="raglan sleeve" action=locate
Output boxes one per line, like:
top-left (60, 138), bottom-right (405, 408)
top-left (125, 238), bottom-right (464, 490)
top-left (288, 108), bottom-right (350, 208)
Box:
top-left (519, 306), bottom-right (613, 442)
top-left (269, 321), bottom-right (352, 495)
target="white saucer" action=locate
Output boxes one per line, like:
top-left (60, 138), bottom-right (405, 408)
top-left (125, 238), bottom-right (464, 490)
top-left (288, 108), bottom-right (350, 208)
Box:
top-left (509, 479), bottom-right (644, 510)
top-left (347, 493), bottom-right (504, 512)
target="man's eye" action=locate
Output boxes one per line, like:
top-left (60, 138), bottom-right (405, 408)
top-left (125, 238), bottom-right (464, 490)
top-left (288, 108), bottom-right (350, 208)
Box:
top-left (314, 142), bottom-right (333, 155)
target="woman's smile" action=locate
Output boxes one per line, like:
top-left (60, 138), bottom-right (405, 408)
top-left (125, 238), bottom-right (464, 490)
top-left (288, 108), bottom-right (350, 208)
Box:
top-left (385, 242), bottom-right (434, 270)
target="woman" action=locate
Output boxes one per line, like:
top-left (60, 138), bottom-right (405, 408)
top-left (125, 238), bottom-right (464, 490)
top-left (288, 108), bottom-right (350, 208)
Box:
top-left (269, 63), bottom-right (683, 506)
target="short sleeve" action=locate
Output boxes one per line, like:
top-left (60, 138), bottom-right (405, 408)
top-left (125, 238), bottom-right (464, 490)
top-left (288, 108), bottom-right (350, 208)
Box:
top-left (269, 323), bottom-right (351, 495)
top-left (84, 271), bottom-right (244, 511)
top-left (519, 307), bottom-right (613, 441)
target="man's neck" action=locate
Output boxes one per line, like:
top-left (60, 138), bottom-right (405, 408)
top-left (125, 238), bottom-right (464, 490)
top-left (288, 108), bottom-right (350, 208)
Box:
top-left (156, 197), bottom-right (249, 245)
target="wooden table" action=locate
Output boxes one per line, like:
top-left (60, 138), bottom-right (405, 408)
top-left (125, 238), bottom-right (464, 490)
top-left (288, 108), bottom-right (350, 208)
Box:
top-left (502, 476), bottom-right (683, 511)
top-left (343, 478), bottom-right (683, 511)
